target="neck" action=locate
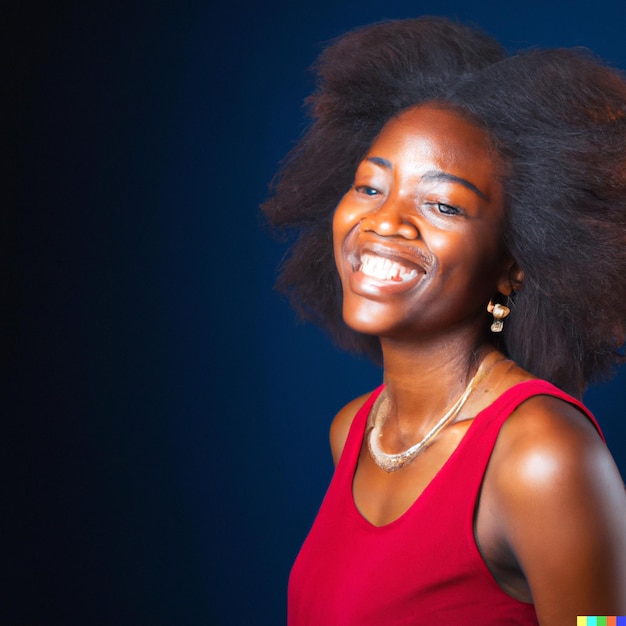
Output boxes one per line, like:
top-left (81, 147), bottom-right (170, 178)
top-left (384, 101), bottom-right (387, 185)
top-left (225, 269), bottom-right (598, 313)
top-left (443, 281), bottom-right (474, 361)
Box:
top-left (379, 331), bottom-right (497, 434)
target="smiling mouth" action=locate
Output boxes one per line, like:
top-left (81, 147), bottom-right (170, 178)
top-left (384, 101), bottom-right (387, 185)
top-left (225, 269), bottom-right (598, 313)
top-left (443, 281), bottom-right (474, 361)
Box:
top-left (359, 253), bottom-right (419, 283)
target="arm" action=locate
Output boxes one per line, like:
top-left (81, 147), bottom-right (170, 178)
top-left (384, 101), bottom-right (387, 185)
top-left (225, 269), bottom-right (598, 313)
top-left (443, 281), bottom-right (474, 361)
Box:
top-left (491, 397), bottom-right (626, 623)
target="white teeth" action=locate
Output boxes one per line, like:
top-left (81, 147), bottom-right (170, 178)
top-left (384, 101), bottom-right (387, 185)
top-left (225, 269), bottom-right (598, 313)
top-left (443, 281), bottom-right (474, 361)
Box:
top-left (360, 253), bottom-right (418, 282)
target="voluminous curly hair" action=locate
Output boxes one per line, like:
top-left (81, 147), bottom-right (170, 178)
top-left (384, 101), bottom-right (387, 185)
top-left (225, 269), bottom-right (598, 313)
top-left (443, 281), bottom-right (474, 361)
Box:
top-left (261, 17), bottom-right (626, 397)
top-left (445, 48), bottom-right (626, 396)
top-left (262, 17), bottom-right (505, 356)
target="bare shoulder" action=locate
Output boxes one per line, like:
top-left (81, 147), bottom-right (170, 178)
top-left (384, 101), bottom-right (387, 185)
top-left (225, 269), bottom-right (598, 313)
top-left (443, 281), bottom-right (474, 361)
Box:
top-left (329, 391), bottom-right (375, 467)
top-left (493, 394), bottom-right (623, 495)
top-left (488, 393), bottom-right (626, 617)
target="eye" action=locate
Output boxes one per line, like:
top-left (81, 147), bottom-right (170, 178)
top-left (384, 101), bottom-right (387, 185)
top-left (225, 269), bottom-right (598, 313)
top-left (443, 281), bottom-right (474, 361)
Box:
top-left (354, 185), bottom-right (380, 197)
top-left (438, 203), bottom-right (462, 215)
top-left (426, 202), bottom-right (463, 216)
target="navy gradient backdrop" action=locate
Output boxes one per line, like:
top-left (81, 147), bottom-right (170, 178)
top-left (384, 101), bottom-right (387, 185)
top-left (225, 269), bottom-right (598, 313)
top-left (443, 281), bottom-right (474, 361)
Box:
top-left (5, 1), bottom-right (626, 624)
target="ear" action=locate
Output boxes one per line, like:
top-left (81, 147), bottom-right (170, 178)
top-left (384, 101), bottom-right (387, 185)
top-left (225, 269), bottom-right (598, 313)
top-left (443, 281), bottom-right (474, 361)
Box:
top-left (496, 259), bottom-right (524, 296)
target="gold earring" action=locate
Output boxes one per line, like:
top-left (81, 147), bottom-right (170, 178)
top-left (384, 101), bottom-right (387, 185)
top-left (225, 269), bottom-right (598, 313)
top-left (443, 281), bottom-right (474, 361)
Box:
top-left (487, 299), bottom-right (510, 333)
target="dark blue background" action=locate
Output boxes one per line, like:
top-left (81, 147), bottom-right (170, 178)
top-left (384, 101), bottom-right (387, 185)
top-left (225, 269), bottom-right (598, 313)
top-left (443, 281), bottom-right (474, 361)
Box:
top-left (5, 1), bottom-right (625, 624)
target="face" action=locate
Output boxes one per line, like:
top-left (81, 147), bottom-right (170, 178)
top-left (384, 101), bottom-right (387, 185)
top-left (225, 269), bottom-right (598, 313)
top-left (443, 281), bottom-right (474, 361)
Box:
top-left (333, 104), bottom-right (512, 341)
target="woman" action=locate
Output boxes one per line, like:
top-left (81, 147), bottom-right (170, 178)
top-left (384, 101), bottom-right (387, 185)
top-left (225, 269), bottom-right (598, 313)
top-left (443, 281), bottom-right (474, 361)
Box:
top-left (262, 17), bottom-right (626, 624)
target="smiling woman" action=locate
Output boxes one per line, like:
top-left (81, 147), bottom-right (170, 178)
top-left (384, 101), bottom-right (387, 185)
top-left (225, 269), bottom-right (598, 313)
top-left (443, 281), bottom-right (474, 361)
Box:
top-left (262, 16), bottom-right (626, 625)
top-left (333, 105), bottom-right (511, 340)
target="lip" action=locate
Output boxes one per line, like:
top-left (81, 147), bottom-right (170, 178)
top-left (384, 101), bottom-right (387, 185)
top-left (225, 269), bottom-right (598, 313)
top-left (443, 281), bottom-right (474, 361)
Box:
top-left (343, 235), bottom-right (432, 297)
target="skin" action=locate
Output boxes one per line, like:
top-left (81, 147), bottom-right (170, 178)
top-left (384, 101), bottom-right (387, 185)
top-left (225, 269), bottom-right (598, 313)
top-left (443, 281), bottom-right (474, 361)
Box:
top-left (330, 104), bottom-right (626, 623)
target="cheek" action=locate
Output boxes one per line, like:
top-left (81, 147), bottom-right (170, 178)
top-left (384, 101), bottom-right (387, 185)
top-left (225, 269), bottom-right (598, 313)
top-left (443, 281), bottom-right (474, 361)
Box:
top-left (428, 230), bottom-right (474, 267)
top-left (331, 211), bottom-right (343, 267)
top-left (429, 227), bottom-right (504, 285)
top-left (332, 200), bottom-right (357, 262)
top-left (333, 198), bottom-right (360, 231)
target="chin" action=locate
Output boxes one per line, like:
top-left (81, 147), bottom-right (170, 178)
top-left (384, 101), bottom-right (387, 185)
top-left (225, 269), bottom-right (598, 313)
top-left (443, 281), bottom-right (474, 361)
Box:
top-left (342, 301), bottom-right (404, 338)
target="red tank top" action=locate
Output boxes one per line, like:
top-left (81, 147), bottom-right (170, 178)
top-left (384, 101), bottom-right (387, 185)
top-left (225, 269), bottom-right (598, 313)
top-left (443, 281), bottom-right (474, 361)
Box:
top-left (288, 380), bottom-right (602, 625)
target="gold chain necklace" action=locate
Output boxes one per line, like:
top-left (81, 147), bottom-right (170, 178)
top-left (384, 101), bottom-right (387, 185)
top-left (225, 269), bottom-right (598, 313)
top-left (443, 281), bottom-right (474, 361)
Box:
top-left (367, 356), bottom-right (500, 472)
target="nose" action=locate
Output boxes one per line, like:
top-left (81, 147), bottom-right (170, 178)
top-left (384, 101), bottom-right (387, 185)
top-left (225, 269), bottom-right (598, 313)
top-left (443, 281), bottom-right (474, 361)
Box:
top-left (360, 197), bottom-right (419, 239)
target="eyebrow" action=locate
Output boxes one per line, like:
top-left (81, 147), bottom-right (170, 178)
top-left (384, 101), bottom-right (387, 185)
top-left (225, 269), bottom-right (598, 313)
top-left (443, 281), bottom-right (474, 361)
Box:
top-left (365, 158), bottom-right (489, 201)
top-left (366, 156), bottom-right (392, 169)
top-left (421, 170), bottom-right (488, 200)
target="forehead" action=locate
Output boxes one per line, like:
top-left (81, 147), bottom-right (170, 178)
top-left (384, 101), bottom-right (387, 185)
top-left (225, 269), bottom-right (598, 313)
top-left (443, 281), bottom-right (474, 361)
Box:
top-left (368, 105), bottom-right (502, 185)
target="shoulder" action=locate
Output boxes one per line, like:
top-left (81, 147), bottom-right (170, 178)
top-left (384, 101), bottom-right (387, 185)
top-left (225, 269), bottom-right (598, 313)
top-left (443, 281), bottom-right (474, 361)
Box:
top-left (487, 391), bottom-right (626, 615)
top-left (493, 392), bottom-right (613, 494)
top-left (329, 391), bottom-right (376, 467)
